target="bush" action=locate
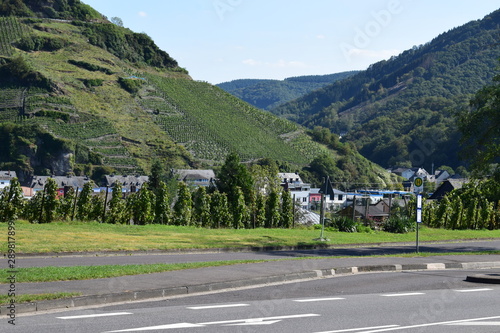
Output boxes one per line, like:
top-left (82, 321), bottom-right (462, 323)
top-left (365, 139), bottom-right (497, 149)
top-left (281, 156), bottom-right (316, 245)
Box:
top-left (331, 216), bottom-right (358, 232)
top-left (383, 215), bottom-right (416, 233)
top-left (118, 77), bottom-right (144, 94)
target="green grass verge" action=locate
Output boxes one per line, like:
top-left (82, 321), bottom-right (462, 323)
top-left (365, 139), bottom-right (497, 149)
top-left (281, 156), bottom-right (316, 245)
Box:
top-left (0, 292), bottom-right (81, 305)
top-left (0, 260), bottom-right (268, 283)
top-left (1, 221), bottom-right (500, 254)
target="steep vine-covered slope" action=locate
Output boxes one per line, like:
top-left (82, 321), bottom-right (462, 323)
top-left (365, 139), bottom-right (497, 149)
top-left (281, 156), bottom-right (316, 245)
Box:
top-left (272, 9), bottom-right (500, 171)
top-left (0, 0), bottom-right (398, 188)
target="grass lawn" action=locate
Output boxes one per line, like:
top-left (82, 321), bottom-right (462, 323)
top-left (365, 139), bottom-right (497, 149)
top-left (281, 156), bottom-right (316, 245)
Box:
top-left (1, 220), bottom-right (500, 254)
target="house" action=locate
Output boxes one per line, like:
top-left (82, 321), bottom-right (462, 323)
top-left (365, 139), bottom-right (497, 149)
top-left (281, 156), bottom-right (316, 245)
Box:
top-left (0, 171), bottom-right (17, 190)
top-left (429, 179), bottom-right (468, 200)
top-left (309, 188), bottom-right (347, 211)
top-left (174, 169), bottom-right (215, 187)
top-left (28, 175), bottom-right (96, 197)
top-left (104, 174), bottom-right (149, 192)
top-left (424, 170), bottom-right (451, 188)
top-left (338, 204), bottom-right (389, 223)
top-left (389, 167), bottom-right (430, 180)
top-left (278, 172), bottom-right (311, 208)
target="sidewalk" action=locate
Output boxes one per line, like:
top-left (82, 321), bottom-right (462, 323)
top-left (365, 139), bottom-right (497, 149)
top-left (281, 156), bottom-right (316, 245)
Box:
top-left (3, 250), bottom-right (500, 314)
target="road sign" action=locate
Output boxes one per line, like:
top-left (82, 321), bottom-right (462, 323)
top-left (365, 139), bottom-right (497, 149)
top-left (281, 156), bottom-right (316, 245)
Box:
top-left (414, 177), bottom-right (423, 193)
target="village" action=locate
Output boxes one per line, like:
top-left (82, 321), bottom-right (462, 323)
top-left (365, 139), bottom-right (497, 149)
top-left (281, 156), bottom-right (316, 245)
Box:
top-left (0, 166), bottom-right (467, 225)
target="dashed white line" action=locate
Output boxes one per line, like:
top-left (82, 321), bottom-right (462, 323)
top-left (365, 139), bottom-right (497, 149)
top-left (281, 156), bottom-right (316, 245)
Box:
top-left (294, 297), bottom-right (345, 302)
top-left (187, 303), bottom-right (250, 310)
top-left (455, 288), bottom-right (493, 293)
top-left (380, 292), bottom-right (425, 297)
top-left (315, 325), bottom-right (400, 333)
top-left (57, 312), bottom-right (132, 320)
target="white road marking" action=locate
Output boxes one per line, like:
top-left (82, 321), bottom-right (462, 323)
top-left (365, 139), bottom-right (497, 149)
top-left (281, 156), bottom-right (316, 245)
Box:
top-left (455, 288), bottom-right (493, 292)
top-left (315, 325), bottom-right (400, 333)
top-left (199, 313), bottom-right (321, 325)
top-left (103, 313), bottom-right (320, 332)
top-left (344, 315), bottom-right (500, 332)
top-left (187, 303), bottom-right (250, 310)
top-left (294, 297), bottom-right (345, 302)
top-left (104, 323), bottom-right (204, 332)
top-left (57, 312), bottom-right (132, 320)
top-left (380, 292), bottom-right (424, 297)
top-left (225, 319), bottom-right (282, 326)
top-left (447, 321), bottom-right (500, 326)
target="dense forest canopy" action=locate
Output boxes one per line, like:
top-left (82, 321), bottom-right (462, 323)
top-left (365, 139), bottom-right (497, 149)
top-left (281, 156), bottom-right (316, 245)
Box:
top-left (270, 9), bottom-right (500, 172)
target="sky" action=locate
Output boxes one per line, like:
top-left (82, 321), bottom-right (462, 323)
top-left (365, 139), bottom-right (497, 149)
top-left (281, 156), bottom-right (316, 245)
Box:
top-left (81, 0), bottom-right (500, 84)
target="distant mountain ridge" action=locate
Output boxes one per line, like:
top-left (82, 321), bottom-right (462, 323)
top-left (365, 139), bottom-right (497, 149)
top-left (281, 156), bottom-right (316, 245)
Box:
top-left (217, 71), bottom-right (359, 110)
top-left (270, 9), bottom-right (500, 171)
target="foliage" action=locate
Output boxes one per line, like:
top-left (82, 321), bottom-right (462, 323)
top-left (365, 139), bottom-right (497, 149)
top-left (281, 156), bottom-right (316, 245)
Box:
top-left (216, 152), bottom-right (254, 207)
top-left (280, 189), bottom-right (294, 228)
top-left (81, 22), bottom-right (179, 69)
top-left (118, 77), bottom-right (144, 94)
top-left (0, 178), bottom-right (24, 222)
top-left (382, 215), bottom-right (416, 233)
top-left (173, 181), bottom-right (192, 226)
top-left (0, 0), bottom-right (102, 21)
top-left (128, 184), bottom-right (154, 225)
top-left (106, 183), bottom-right (127, 224)
top-left (330, 216), bottom-right (358, 233)
top-left (0, 56), bottom-right (53, 90)
top-left (271, 10), bottom-right (500, 171)
top-left (16, 35), bottom-right (70, 52)
top-left (425, 178), bottom-right (500, 230)
top-left (458, 61), bottom-right (500, 174)
top-left (68, 59), bottom-right (113, 75)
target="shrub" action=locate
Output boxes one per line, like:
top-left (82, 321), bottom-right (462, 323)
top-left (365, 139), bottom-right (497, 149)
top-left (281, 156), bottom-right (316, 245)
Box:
top-left (118, 77), bottom-right (143, 94)
top-left (331, 216), bottom-right (357, 232)
top-left (383, 215), bottom-right (416, 233)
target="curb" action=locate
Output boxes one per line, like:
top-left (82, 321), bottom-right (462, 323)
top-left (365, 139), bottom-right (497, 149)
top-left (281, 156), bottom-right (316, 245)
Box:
top-left (3, 261), bottom-right (500, 315)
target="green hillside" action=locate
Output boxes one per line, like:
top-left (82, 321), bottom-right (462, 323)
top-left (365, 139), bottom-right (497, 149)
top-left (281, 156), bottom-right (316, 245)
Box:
top-left (272, 9), bottom-right (500, 171)
top-left (217, 72), bottom-right (358, 111)
top-left (0, 0), bottom-right (399, 189)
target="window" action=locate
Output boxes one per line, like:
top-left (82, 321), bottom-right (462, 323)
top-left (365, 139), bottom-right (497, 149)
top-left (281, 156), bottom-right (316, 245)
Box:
top-left (302, 197), bottom-right (307, 203)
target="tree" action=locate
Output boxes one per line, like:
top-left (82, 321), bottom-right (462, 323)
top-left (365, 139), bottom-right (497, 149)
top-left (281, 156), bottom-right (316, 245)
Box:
top-left (231, 186), bottom-right (249, 229)
top-left (106, 183), bottom-right (128, 224)
top-left (216, 152), bottom-right (254, 207)
top-left (458, 63), bottom-right (500, 174)
top-left (265, 189), bottom-right (281, 228)
top-left (0, 178), bottom-right (25, 222)
top-left (40, 178), bottom-right (59, 223)
top-left (209, 190), bottom-right (231, 228)
top-left (128, 184), bottom-right (154, 225)
top-left (173, 181), bottom-right (192, 226)
top-left (154, 181), bottom-right (171, 225)
top-left (281, 189), bottom-right (294, 228)
top-left (192, 186), bottom-right (210, 227)
top-left (110, 17), bottom-right (124, 27)
top-left (76, 182), bottom-right (94, 221)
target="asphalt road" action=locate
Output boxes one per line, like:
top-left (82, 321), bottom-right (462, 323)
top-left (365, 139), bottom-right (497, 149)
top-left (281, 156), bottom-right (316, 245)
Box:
top-left (9, 269), bottom-right (500, 333)
top-left (8, 239), bottom-right (500, 268)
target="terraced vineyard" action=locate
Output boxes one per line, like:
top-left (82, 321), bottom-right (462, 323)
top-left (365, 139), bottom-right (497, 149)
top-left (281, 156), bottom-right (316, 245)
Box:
top-left (0, 16), bottom-right (30, 56)
top-left (142, 75), bottom-right (324, 165)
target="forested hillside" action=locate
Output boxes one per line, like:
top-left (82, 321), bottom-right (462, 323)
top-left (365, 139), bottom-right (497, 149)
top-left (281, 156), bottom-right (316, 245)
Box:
top-left (217, 71), bottom-right (358, 110)
top-left (0, 0), bottom-right (399, 188)
top-left (272, 9), bottom-right (500, 172)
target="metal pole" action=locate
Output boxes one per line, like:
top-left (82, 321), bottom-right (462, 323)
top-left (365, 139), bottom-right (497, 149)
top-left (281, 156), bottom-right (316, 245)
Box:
top-left (319, 192), bottom-right (325, 240)
top-left (71, 187), bottom-right (79, 221)
top-left (102, 185), bottom-right (109, 223)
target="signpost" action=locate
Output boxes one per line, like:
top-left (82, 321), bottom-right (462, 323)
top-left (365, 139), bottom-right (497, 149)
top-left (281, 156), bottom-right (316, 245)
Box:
top-left (416, 193), bottom-right (422, 253)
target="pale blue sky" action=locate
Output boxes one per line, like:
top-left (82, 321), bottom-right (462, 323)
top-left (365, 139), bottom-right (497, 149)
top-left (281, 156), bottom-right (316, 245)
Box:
top-left (82, 0), bottom-right (499, 84)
